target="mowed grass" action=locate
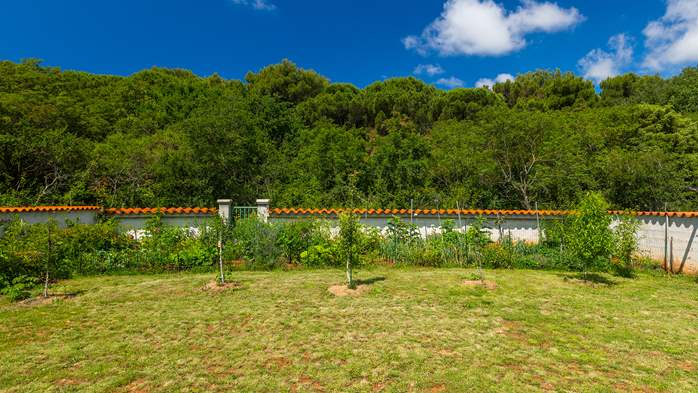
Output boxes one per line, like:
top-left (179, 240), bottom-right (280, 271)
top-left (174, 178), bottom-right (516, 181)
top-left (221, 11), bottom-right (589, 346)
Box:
top-left (1, 269), bottom-right (697, 392)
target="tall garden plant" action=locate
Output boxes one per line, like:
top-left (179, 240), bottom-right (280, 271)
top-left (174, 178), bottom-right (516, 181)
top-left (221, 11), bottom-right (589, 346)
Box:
top-left (612, 216), bottom-right (640, 277)
top-left (567, 192), bottom-right (614, 278)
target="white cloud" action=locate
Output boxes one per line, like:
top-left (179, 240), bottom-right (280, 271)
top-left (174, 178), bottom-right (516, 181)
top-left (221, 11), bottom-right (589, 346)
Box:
top-left (232, 0), bottom-right (276, 11)
top-left (642, 0), bottom-right (698, 70)
top-left (403, 0), bottom-right (583, 56)
top-left (436, 76), bottom-right (465, 88)
top-left (475, 73), bottom-right (514, 88)
top-left (413, 64), bottom-right (445, 76)
top-left (578, 34), bottom-right (633, 83)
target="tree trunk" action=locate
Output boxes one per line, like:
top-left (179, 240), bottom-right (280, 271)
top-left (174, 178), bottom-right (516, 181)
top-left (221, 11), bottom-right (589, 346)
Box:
top-left (44, 225), bottom-right (51, 298)
top-left (43, 270), bottom-right (49, 298)
top-left (218, 236), bottom-right (225, 285)
top-left (346, 256), bottom-right (353, 289)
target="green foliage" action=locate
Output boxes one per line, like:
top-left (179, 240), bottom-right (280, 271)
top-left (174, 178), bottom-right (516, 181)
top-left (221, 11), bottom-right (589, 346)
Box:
top-left (227, 217), bottom-right (282, 269)
top-left (0, 217), bottom-right (222, 293)
top-left (566, 193), bottom-right (614, 273)
top-left (277, 220), bottom-right (329, 264)
top-left (1, 60), bottom-right (697, 210)
top-left (300, 244), bottom-right (339, 268)
top-left (1, 275), bottom-right (37, 302)
top-left (386, 216), bottom-right (419, 243)
top-left (494, 70), bottom-right (597, 110)
top-left (245, 59), bottom-right (328, 104)
top-left (612, 216), bottom-right (641, 277)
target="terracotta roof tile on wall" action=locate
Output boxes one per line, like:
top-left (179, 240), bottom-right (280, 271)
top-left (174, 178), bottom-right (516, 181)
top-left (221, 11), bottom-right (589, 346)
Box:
top-left (270, 208), bottom-right (698, 218)
top-left (104, 207), bottom-right (217, 215)
top-left (0, 206), bottom-right (101, 213)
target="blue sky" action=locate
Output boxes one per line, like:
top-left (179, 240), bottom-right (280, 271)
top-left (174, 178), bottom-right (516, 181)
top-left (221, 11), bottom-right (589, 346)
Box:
top-left (1, 0), bottom-right (696, 88)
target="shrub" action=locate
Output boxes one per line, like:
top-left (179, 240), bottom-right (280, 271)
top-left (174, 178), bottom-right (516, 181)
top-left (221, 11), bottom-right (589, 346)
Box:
top-left (300, 244), bottom-right (339, 267)
top-left (386, 216), bottom-right (419, 243)
top-left (612, 216), bottom-right (640, 277)
top-left (567, 192), bottom-right (614, 275)
top-left (542, 218), bottom-right (567, 248)
top-left (1, 275), bottom-right (37, 302)
top-left (227, 217), bottom-right (283, 269)
top-left (60, 220), bottom-right (134, 274)
top-left (463, 217), bottom-right (490, 269)
top-left (277, 220), bottom-right (328, 264)
top-left (0, 220), bottom-right (63, 290)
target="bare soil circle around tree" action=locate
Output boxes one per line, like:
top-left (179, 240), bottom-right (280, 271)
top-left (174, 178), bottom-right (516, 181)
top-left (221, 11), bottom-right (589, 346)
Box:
top-left (202, 280), bottom-right (242, 292)
top-left (461, 280), bottom-right (497, 290)
top-left (328, 284), bottom-right (370, 297)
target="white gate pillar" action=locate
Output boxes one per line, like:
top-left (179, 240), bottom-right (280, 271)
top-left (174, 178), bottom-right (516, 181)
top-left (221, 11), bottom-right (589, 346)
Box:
top-left (256, 199), bottom-right (270, 223)
top-left (217, 199), bottom-right (232, 224)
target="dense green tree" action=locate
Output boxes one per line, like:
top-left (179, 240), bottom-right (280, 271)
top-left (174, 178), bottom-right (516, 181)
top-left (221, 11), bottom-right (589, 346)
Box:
top-left (362, 77), bottom-right (438, 132)
top-left (0, 60), bottom-right (696, 211)
top-left (666, 67), bottom-right (698, 114)
top-left (245, 59), bottom-right (328, 104)
top-left (494, 70), bottom-right (597, 110)
top-left (600, 73), bottom-right (668, 106)
top-left (433, 87), bottom-right (504, 121)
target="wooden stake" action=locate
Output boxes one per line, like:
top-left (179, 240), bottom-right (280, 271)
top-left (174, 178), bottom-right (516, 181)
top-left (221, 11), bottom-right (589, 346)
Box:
top-left (44, 225), bottom-right (51, 298)
top-left (535, 201), bottom-right (541, 244)
top-left (663, 204), bottom-right (668, 271)
top-left (669, 236), bottom-right (674, 274)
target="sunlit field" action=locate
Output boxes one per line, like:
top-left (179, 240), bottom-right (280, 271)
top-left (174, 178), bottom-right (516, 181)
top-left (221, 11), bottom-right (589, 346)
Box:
top-left (1, 269), bottom-right (697, 392)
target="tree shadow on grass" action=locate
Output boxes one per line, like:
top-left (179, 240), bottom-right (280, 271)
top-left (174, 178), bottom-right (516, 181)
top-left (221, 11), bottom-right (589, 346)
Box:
top-left (46, 289), bottom-right (86, 298)
top-left (354, 276), bottom-right (386, 286)
top-left (20, 289), bottom-right (86, 306)
top-left (560, 273), bottom-right (618, 286)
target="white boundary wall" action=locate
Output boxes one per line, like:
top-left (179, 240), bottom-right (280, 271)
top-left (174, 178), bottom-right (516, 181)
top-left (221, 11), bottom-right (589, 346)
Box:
top-left (3, 203), bottom-right (696, 273)
top-left (0, 211), bottom-right (97, 227)
top-left (269, 212), bottom-right (698, 274)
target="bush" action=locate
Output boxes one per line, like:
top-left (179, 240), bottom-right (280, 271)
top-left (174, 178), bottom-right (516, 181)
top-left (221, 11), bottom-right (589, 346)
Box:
top-left (567, 192), bottom-right (614, 274)
top-left (60, 220), bottom-right (134, 274)
top-left (612, 216), bottom-right (640, 277)
top-left (542, 218), bottom-right (567, 248)
top-left (300, 244), bottom-right (339, 267)
top-left (1, 275), bottom-right (37, 302)
top-left (227, 217), bottom-right (283, 269)
top-left (277, 220), bottom-right (330, 264)
top-left (0, 220), bottom-right (64, 289)
top-left (135, 217), bottom-right (217, 271)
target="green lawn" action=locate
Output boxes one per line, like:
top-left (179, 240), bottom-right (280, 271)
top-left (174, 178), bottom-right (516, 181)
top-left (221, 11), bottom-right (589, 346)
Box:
top-left (1, 269), bottom-right (697, 392)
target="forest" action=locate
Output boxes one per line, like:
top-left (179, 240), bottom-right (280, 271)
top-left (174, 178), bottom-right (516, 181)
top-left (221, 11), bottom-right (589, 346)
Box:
top-left (1, 59), bottom-right (697, 210)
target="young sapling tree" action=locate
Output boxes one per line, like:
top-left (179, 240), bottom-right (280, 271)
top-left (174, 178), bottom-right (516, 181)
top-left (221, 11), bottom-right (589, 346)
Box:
top-left (339, 211), bottom-right (359, 289)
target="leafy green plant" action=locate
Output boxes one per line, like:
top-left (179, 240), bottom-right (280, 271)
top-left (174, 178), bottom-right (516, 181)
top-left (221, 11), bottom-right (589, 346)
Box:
top-left (227, 217), bottom-right (282, 269)
top-left (277, 220), bottom-right (323, 264)
top-left (300, 244), bottom-right (339, 267)
top-left (612, 216), bottom-right (640, 277)
top-left (567, 192), bottom-right (614, 277)
top-left (1, 275), bottom-right (37, 302)
top-left (386, 216), bottom-right (419, 243)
